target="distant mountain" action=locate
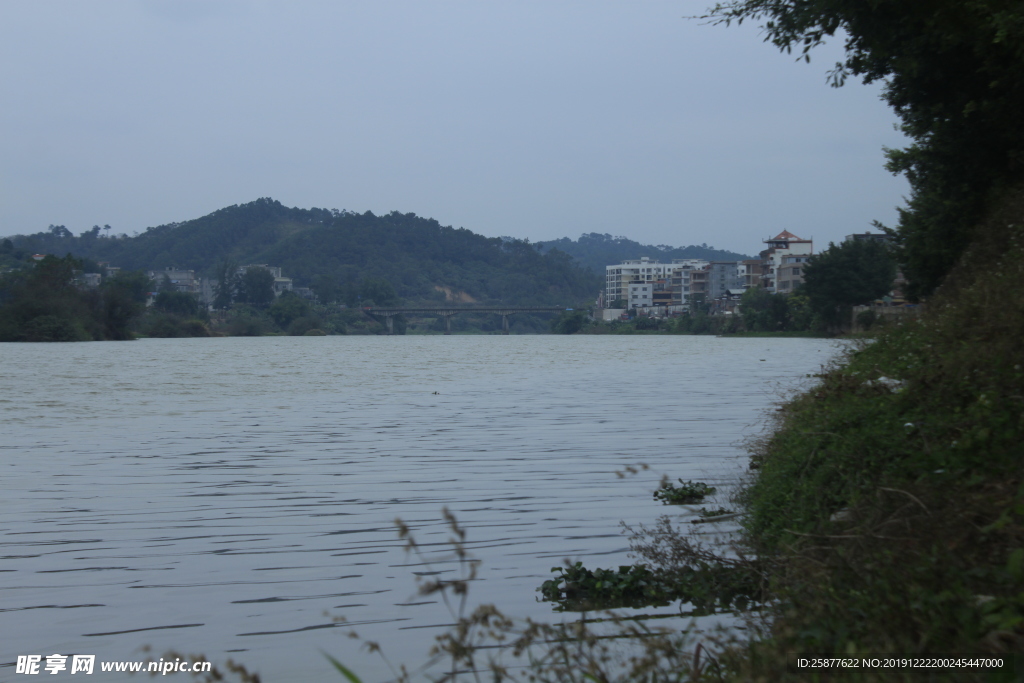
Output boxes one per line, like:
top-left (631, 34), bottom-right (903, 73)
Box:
top-left (535, 233), bottom-right (753, 274)
top-left (6, 199), bottom-right (600, 306)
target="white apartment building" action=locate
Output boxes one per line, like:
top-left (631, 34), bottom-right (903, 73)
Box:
top-left (605, 257), bottom-right (712, 308)
top-left (759, 231), bottom-right (813, 293)
top-left (628, 281), bottom-right (654, 308)
top-left (605, 257), bottom-right (680, 305)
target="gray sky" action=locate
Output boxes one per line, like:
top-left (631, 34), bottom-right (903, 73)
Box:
top-left (1, 0), bottom-right (908, 255)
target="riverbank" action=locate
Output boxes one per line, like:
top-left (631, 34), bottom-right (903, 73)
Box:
top-left (720, 186), bottom-right (1024, 681)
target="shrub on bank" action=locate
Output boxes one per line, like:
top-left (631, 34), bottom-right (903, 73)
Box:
top-left (729, 185), bottom-right (1024, 678)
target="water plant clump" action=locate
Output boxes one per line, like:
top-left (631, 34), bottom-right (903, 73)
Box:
top-left (537, 557), bottom-right (765, 615)
top-left (653, 479), bottom-right (716, 505)
top-left (537, 562), bottom-right (675, 612)
top-left (698, 506), bottom-right (734, 518)
top-left (538, 515), bottom-right (768, 616)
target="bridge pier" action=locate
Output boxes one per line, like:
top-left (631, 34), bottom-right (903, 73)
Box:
top-left (442, 313), bottom-right (454, 335)
top-left (502, 314), bottom-right (509, 334)
top-left (385, 315), bottom-right (394, 335)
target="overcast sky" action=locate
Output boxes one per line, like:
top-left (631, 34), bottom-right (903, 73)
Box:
top-left (0, 1), bottom-right (909, 255)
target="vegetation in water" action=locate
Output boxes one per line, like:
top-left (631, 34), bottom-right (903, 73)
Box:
top-left (698, 507), bottom-right (734, 519)
top-left (652, 479), bottom-right (717, 505)
top-left (537, 562), bottom-right (675, 612)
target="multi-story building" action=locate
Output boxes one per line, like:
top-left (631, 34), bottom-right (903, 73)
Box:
top-left (147, 267), bottom-right (202, 294)
top-left (627, 281), bottom-right (654, 308)
top-left (759, 231), bottom-right (813, 292)
top-left (738, 259), bottom-right (762, 290)
top-left (666, 260), bottom-right (709, 306)
top-left (652, 283), bottom-right (672, 307)
top-left (707, 261), bottom-right (743, 300)
top-left (605, 257), bottom-right (681, 305)
top-left (845, 230), bottom-right (891, 244)
top-left (688, 267), bottom-right (709, 302)
top-left (239, 264), bottom-right (283, 279)
top-left (76, 272), bottom-right (102, 289)
top-left (604, 256), bottom-right (719, 311)
top-left (775, 254), bottom-right (812, 293)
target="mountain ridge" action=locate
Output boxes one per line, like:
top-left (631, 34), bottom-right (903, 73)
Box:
top-left (534, 233), bottom-right (752, 275)
top-left (6, 200), bottom-right (754, 305)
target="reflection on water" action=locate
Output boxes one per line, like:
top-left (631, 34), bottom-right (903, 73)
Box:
top-left (1, 335), bottom-right (842, 680)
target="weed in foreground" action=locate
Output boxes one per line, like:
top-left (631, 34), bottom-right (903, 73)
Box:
top-left (133, 495), bottom-right (753, 681)
top-left (327, 509), bottom-right (747, 682)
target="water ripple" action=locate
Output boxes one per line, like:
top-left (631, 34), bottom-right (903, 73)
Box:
top-left (1, 335), bottom-right (845, 680)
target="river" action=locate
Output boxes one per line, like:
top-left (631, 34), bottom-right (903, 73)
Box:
top-left (1, 335), bottom-right (843, 681)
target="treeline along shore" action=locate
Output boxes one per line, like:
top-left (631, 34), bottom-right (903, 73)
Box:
top-left (0, 201), bottom-right (757, 339)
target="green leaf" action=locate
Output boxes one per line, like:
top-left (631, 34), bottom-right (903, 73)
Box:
top-left (1007, 549), bottom-right (1024, 582)
top-left (321, 651), bottom-right (363, 683)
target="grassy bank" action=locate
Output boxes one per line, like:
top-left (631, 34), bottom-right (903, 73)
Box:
top-left (724, 185), bottom-right (1024, 681)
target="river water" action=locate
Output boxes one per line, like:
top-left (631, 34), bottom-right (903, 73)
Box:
top-left (1, 335), bottom-right (843, 681)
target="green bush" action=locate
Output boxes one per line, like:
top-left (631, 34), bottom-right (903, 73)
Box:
top-left (287, 315), bottom-right (324, 336)
top-left (855, 308), bottom-right (878, 330)
top-left (22, 314), bottom-right (90, 342)
top-left (225, 314), bottom-right (267, 337)
top-left (180, 319), bottom-right (210, 337)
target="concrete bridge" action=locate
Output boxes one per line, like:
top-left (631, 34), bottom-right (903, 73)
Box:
top-left (362, 306), bottom-right (569, 334)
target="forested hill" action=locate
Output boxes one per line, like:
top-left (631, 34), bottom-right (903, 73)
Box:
top-left (5, 199), bottom-right (600, 306)
top-left (535, 233), bottom-right (752, 274)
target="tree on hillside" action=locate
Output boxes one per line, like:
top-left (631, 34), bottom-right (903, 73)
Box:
top-left (359, 277), bottom-right (399, 306)
top-left (704, 0), bottom-right (1024, 298)
top-left (236, 267), bottom-right (275, 307)
top-left (8, 199), bottom-right (602, 309)
top-left (309, 274), bottom-right (342, 304)
top-left (212, 259), bottom-right (238, 310)
top-left (535, 233), bottom-right (752, 275)
top-left (154, 291), bottom-right (200, 318)
top-left (800, 239), bottom-right (897, 328)
top-left (268, 291), bottom-right (310, 329)
top-left (99, 270), bottom-right (152, 340)
top-left (0, 257), bottom-right (150, 341)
